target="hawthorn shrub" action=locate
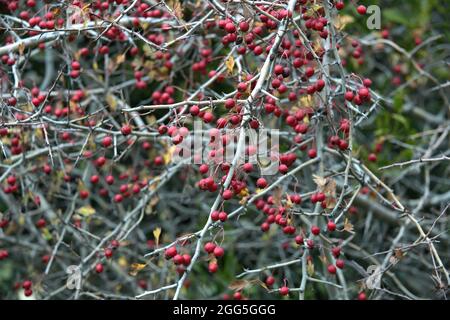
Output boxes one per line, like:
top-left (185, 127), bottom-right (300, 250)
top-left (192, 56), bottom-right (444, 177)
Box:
top-left (0, 0), bottom-right (449, 300)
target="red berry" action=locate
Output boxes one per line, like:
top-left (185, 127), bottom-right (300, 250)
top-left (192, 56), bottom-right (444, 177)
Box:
top-left (222, 189), bottom-right (233, 200)
top-left (295, 235), bottom-right (304, 245)
top-left (358, 292), bottom-right (367, 300)
top-left (164, 246), bottom-right (177, 259)
top-left (336, 259), bottom-right (345, 269)
top-left (182, 254), bottom-right (191, 266)
top-left (368, 153), bottom-right (377, 162)
top-left (265, 276), bottom-right (275, 287)
top-left (114, 193), bottom-right (123, 203)
top-left (345, 91), bottom-right (354, 101)
top-left (36, 218), bottom-right (46, 229)
top-left (357, 5), bottom-right (367, 15)
top-left (243, 162), bottom-right (253, 173)
top-left (208, 262), bottom-right (218, 273)
top-left (173, 254), bottom-right (185, 265)
top-left (95, 263), bottom-right (104, 273)
top-left (190, 105), bottom-right (200, 116)
top-left (239, 21), bottom-right (249, 32)
top-left (225, 22), bottom-right (236, 33)
top-left (279, 286), bottom-right (289, 296)
top-left (233, 292), bottom-right (242, 300)
top-left (213, 246), bottom-right (224, 258)
top-left (327, 264), bottom-right (337, 274)
top-left (204, 242), bottom-right (216, 253)
top-left (24, 289), bottom-right (33, 297)
top-left (211, 210), bottom-right (220, 221)
top-left (332, 247), bottom-right (341, 258)
top-left (359, 87), bottom-right (370, 100)
top-left (121, 124), bottom-right (132, 136)
top-left (308, 148), bottom-right (317, 158)
top-left (22, 280), bottom-right (32, 290)
top-left (237, 82), bottom-right (247, 92)
top-left (104, 248), bottom-right (113, 259)
top-left (311, 225), bottom-right (320, 236)
top-left (327, 221), bottom-right (336, 232)
top-left (218, 211), bottom-right (228, 222)
top-left (256, 177), bottom-right (267, 189)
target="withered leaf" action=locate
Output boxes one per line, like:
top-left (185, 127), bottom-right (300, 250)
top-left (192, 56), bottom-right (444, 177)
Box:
top-left (228, 279), bottom-right (250, 292)
top-left (225, 56), bottom-right (235, 74)
top-left (307, 260), bottom-right (315, 276)
top-left (313, 175), bottom-right (337, 197)
top-left (129, 263), bottom-right (146, 276)
top-left (343, 218), bottom-right (354, 233)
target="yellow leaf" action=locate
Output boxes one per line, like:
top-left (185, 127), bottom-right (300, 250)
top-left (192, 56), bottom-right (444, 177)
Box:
top-left (105, 93), bottom-right (117, 111)
top-left (77, 206), bottom-right (96, 217)
top-left (116, 54), bottom-right (126, 65)
top-left (142, 44), bottom-right (153, 57)
top-left (168, 0), bottom-right (184, 20)
top-left (299, 96), bottom-right (312, 107)
top-left (19, 214), bottom-right (25, 226)
top-left (129, 263), bottom-right (146, 276)
top-left (41, 227), bottom-right (53, 241)
top-left (93, 61), bottom-right (99, 71)
top-left (118, 256), bottom-right (128, 268)
top-left (303, 114), bottom-right (310, 124)
top-left (285, 195), bottom-right (293, 208)
top-left (146, 115), bottom-right (156, 126)
top-left (163, 145), bottom-right (176, 164)
top-left (18, 43), bottom-right (25, 56)
top-left (334, 15), bottom-right (354, 31)
top-left (307, 260), bottom-right (315, 276)
top-left (226, 56), bottom-right (235, 74)
top-left (238, 187), bottom-right (249, 198)
top-left (153, 227), bottom-right (161, 246)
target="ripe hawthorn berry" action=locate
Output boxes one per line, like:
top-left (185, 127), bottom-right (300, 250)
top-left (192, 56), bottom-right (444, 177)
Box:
top-left (332, 247), bottom-right (341, 258)
top-left (311, 225), bottom-right (320, 236)
top-left (204, 242), bottom-right (216, 253)
top-left (104, 248), bottom-right (113, 259)
top-left (308, 148), bottom-right (317, 158)
top-left (213, 246), bottom-right (225, 258)
top-left (165, 246), bottom-right (177, 259)
top-left (222, 189), bottom-right (233, 200)
top-left (121, 124), bottom-right (132, 136)
top-left (95, 263), bottom-right (104, 273)
top-left (279, 286), bottom-right (289, 296)
top-left (208, 262), bottom-right (218, 273)
top-left (265, 276), bottom-right (275, 287)
top-left (256, 177), bottom-right (268, 189)
top-left (368, 153), bottom-right (377, 162)
top-left (233, 292), bottom-right (242, 300)
top-left (358, 292), bottom-right (367, 300)
top-left (327, 264), bottom-right (337, 274)
top-left (327, 221), bottom-right (336, 232)
top-left (357, 5), bottom-right (367, 15)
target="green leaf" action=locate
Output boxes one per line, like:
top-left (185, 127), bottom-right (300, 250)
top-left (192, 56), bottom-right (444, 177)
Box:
top-left (77, 206), bottom-right (96, 217)
top-left (393, 90), bottom-right (405, 112)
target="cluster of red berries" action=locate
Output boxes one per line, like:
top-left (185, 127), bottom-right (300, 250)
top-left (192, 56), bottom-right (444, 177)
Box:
top-left (164, 246), bottom-right (192, 273)
top-left (203, 242), bottom-right (226, 273)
